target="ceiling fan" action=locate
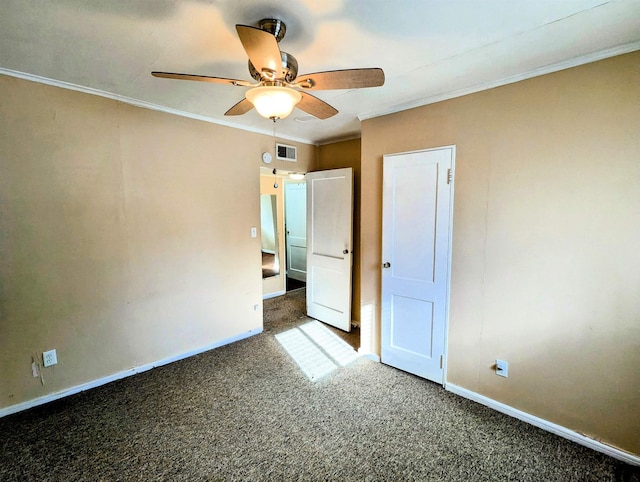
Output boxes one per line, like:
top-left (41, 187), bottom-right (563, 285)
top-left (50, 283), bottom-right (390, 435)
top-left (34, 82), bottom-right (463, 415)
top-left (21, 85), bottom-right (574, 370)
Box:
top-left (152, 18), bottom-right (385, 121)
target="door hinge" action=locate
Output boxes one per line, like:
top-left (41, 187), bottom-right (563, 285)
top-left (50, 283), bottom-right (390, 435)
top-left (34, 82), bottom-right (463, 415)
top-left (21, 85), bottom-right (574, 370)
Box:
top-left (447, 168), bottom-right (453, 184)
top-left (440, 355), bottom-right (444, 369)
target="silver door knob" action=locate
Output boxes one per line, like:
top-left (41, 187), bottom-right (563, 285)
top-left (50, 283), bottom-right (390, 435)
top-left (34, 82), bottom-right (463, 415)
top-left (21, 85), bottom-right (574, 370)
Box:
top-left (383, 262), bottom-right (391, 268)
top-left (343, 249), bottom-right (349, 254)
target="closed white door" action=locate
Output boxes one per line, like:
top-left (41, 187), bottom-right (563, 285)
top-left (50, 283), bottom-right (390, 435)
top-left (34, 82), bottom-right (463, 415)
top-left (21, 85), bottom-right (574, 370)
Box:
top-left (306, 168), bottom-right (353, 332)
top-left (284, 181), bottom-right (307, 282)
top-left (381, 147), bottom-right (454, 383)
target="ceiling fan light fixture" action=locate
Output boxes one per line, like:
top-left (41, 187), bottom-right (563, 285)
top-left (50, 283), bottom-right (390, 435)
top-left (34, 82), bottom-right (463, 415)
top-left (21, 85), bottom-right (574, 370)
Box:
top-left (245, 86), bottom-right (302, 120)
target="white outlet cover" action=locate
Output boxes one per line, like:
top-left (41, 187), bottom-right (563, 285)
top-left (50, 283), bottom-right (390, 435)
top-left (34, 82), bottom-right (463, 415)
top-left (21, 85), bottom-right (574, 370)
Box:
top-left (43, 349), bottom-right (57, 367)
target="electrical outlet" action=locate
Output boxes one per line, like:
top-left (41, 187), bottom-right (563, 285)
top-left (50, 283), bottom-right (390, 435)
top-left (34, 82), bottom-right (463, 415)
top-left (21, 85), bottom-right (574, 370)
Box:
top-left (495, 359), bottom-right (508, 377)
top-left (43, 349), bottom-right (57, 367)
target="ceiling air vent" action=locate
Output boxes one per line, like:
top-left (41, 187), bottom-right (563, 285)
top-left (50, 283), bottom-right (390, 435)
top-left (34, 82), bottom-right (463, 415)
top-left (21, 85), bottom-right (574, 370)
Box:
top-left (276, 143), bottom-right (297, 162)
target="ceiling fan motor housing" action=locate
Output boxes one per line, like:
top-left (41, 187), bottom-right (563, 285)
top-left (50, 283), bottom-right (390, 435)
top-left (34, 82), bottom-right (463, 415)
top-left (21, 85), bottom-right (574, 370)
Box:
top-left (259, 18), bottom-right (286, 42)
top-left (248, 51), bottom-right (298, 83)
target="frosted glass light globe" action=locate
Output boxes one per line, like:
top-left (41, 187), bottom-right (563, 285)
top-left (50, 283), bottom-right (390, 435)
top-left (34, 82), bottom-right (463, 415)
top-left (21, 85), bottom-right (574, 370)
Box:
top-left (245, 86), bottom-right (302, 120)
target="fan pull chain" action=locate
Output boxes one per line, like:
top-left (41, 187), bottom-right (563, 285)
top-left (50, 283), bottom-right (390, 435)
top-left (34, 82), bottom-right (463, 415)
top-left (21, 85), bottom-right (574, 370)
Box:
top-left (272, 119), bottom-right (278, 188)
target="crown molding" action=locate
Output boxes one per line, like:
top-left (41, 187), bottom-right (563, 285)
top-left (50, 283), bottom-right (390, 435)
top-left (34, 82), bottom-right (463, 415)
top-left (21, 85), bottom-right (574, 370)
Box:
top-left (317, 133), bottom-right (362, 146)
top-left (3, 39), bottom-right (638, 145)
top-left (0, 68), bottom-right (315, 145)
top-left (359, 41), bottom-right (640, 122)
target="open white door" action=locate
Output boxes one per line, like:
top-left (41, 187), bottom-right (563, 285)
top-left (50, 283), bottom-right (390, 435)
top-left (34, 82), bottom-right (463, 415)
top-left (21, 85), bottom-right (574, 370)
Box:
top-left (306, 168), bottom-right (353, 332)
top-left (284, 181), bottom-right (307, 282)
top-left (381, 147), bottom-right (454, 383)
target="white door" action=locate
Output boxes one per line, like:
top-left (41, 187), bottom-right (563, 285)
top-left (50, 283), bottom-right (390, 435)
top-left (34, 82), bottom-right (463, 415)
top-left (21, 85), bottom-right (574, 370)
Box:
top-left (381, 147), bottom-right (454, 383)
top-left (284, 181), bottom-right (307, 282)
top-left (306, 168), bottom-right (353, 332)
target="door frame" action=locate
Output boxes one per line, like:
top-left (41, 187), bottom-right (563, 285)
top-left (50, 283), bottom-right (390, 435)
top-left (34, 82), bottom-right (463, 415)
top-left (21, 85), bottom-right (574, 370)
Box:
top-left (381, 145), bottom-right (455, 386)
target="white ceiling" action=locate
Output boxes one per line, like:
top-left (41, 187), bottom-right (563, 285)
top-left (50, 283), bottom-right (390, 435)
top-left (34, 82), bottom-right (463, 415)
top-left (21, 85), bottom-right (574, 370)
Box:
top-left (1, 0), bottom-right (639, 145)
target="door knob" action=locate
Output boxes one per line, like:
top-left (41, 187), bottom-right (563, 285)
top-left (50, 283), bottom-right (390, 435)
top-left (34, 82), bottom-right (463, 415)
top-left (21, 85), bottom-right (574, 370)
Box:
top-left (343, 249), bottom-right (349, 255)
top-left (383, 262), bottom-right (391, 268)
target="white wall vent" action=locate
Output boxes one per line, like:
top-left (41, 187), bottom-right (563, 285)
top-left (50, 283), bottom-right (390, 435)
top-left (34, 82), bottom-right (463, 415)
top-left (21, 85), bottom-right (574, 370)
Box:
top-left (276, 143), bottom-right (297, 162)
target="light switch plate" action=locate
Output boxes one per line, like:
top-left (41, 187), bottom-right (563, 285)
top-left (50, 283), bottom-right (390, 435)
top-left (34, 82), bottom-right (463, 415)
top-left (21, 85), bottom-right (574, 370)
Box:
top-left (496, 359), bottom-right (508, 377)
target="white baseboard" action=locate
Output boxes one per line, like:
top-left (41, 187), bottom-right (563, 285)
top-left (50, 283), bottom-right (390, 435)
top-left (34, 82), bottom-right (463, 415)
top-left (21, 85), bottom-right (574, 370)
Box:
top-left (263, 289), bottom-right (286, 300)
top-left (0, 328), bottom-right (262, 419)
top-left (358, 349), bottom-right (380, 363)
top-left (445, 383), bottom-right (639, 466)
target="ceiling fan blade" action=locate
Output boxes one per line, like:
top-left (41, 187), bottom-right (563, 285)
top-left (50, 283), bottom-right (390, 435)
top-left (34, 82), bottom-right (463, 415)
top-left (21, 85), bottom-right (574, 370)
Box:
top-left (151, 71), bottom-right (251, 87)
top-left (224, 98), bottom-right (254, 116)
top-left (297, 92), bottom-right (338, 119)
top-left (235, 25), bottom-right (282, 78)
top-left (296, 68), bottom-right (385, 90)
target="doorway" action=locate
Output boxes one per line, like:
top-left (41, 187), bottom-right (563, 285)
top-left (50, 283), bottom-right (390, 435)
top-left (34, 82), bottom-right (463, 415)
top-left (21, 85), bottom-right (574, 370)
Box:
top-left (262, 168), bottom-right (360, 350)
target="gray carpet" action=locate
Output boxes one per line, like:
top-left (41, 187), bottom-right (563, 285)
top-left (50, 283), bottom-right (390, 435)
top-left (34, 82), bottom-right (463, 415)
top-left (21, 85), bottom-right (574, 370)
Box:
top-left (0, 289), bottom-right (637, 481)
top-left (264, 288), bottom-right (360, 349)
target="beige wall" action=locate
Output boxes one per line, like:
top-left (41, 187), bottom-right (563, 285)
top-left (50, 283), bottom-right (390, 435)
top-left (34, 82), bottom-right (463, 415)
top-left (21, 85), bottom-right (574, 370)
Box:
top-left (361, 51), bottom-right (640, 455)
top-left (317, 139), bottom-right (362, 324)
top-left (0, 75), bottom-right (314, 409)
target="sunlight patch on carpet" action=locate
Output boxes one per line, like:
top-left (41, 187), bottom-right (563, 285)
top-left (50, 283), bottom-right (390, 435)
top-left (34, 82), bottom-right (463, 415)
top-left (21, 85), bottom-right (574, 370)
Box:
top-left (276, 329), bottom-right (337, 380)
top-left (275, 321), bottom-right (360, 381)
top-left (299, 321), bottom-right (360, 367)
